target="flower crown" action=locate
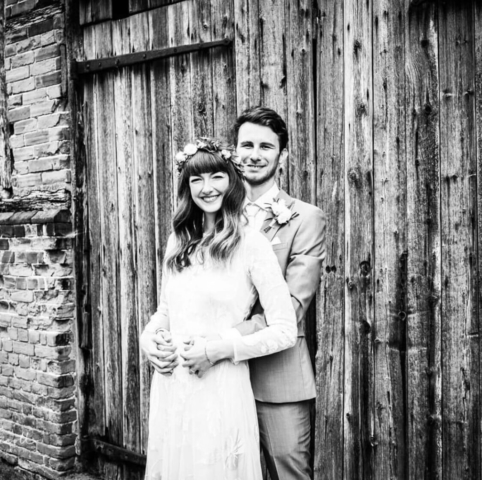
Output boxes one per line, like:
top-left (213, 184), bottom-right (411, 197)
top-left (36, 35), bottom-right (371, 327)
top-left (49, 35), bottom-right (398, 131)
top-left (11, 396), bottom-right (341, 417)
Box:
top-left (174, 137), bottom-right (244, 177)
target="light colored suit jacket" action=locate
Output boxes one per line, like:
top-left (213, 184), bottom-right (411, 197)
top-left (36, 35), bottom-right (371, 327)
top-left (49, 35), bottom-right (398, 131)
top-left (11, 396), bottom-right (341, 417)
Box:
top-left (236, 189), bottom-right (326, 403)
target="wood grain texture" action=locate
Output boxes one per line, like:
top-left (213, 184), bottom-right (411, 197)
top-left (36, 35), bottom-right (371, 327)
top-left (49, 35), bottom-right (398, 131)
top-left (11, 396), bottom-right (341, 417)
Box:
top-left (438, 2), bottom-right (479, 478)
top-left (372, 1), bottom-right (407, 478)
top-left (343, 0), bottom-right (374, 477)
top-left (286, 0), bottom-right (315, 204)
top-left (405, 2), bottom-right (442, 478)
top-left (129, 12), bottom-right (158, 455)
top-left (314, 0), bottom-right (345, 478)
top-left (234, 0), bottom-right (261, 114)
top-left (211, 0), bottom-right (236, 142)
top-left (82, 26), bottom-right (106, 440)
top-left (258, 0), bottom-right (288, 190)
top-left (111, 19), bottom-right (142, 459)
top-left (0, 0), bottom-right (11, 192)
top-left (476, 4), bottom-right (482, 478)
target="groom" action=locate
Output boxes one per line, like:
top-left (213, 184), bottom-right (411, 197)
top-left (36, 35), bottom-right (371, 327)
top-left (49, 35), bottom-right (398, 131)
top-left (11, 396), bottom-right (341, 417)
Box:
top-left (143, 107), bottom-right (325, 479)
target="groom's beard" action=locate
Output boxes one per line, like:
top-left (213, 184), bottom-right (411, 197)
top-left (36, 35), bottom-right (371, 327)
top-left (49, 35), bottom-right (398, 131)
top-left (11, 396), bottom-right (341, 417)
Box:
top-left (242, 158), bottom-right (280, 187)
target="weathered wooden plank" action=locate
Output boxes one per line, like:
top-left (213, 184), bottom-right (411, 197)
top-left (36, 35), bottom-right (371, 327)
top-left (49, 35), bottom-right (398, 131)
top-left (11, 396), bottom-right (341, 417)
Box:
top-left (83, 27), bottom-right (106, 441)
top-left (169, 1), bottom-right (194, 204)
top-left (112, 19), bottom-right (141, 461)
top-left (79, 0), bottom-right (91, 26)
top-left (190, 0), bottom-right (214, 137)
top-left (405, 3), bottom-right (442, 478)
top-left (372, 1), bottom-right (407, 478)
top-left (438, 2), bottom-right (479, 478)
top-left (93, 21), bottom-right (123, 451)
top-left (314, 0), bottom-right (344, 478)
top-left (476, 3), bottom-right (482, 478)
top-left (234, 0), bottom-right (261, 114)
top-left (92, 0), bottom-right (113, 23)
top-left (258, 0), bottom-right (288, 190)
top-left (286, 0), bottom-right (314, 204)
top-left (129, 0), bottom-right (149, 15)
top-left (0, 0), bottom-right (11, 193)
top-left (343, 0), bottom-right (374, 477)
top-left (130, 12), bottom-right (158, 456)
top-left (211, 0), bottom-right (236, 142)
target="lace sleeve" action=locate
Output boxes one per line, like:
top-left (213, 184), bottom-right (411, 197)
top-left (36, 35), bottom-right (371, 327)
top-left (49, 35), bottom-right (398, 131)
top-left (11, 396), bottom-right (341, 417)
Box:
top-left (230, 232), bottom-right (297, 362)
top-left (143, 234), bottom-right (175, 333)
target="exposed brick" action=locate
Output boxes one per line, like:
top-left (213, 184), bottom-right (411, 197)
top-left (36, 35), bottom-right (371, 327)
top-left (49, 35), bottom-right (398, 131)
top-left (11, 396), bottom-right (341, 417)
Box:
top-left (2, 341), bottom-right (13, 353)
top-left (37, 442), bottom-right (75, 460)
top-left (47, 433), bottom-right (76, 447)
top-left (7, 354), bottom-right (18, 366)
top-left (35, 70), bottom-right (61, 89)
top-left (37, 113), bottom-right (68, 129)
top-left (7, 327), bottom-right (18, 340)
top-left (11, 51), bottom-right (35, 69)
top-left (41, 169), bottom-right (71, 186)
top-left (9, 265), bottom-right (33, 277)
top-left (40, 30), bottom-right (56, 46)
top-left (16, 35), bottom-right (42, 54)
top-left (12, 173), bottom-right (41, 188)
top-left (12, 146), bottom-right (34, 162)
top-left (33, 140), bottom-right (69, 157)
top-left (37, 372), bottom-right (73, 389)
top-left (19, 355), bottom-right (30, 368)
top-left (2, 365), bottom-right (13, 376)
top-left (13, 118), bottom-right (36, 135)
top-left (46, 84), bottom-right (62, 99)
top-left (0, 252), bottom-right (14, 263)
top-left (9, 77), bottom-right (35, 95)
top-left (17, 329), bottom-right (28, 342)
top-left (49, 126), bottom-right (70, 142)
top-left (16, 368), bottom-right (36, 381)
top-left (53, 13), bottom-right (64, 30)
top-left (12, 341), bottom-right (34, 356)
top-left (24, 129), bottom-right (50, 147)
top-left (10, 291), bottom-right (34, 303)
top-left (30, 209), bottom-right (70, 224)
top-left (0, 240), bottom-right (9, 250)
top-left (8, 94), bottom-right (23, 108)
top-left (9, 0), bottom-right (37, 17)
top-left (11, 316), bottom-right (28, 329)
top-left (28, 330), bottom-right (40, 344)
top-left (0, 313), bottom-right (13, 327)
top-left (6, 66), bottom-right (29, 84)
top-left (31, 57), bottom-right (61, 77)
top-left (9, 134), bottom-right (25, 149)
top-left (5, 44), bottom-right (17, 58)
top-left (23, 87), bottom-right (48, 105)
top-left (6, 26), bottom-right (28, 43)
top-left (30, 99), bottom-right (57, 117)
top-left (0, 352), bottom-right (8, 364)
top-left (34, 345), bottom-right (71, 360)
top-left (29, 18), bottom-right (54, 37)
top-left (35, 44), bottom-right (60, 62)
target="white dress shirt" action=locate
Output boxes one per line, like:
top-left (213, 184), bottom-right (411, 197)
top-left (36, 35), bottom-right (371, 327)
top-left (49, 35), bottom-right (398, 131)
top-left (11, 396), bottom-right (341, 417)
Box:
top-left (244, 183), bottom-right (280, 231)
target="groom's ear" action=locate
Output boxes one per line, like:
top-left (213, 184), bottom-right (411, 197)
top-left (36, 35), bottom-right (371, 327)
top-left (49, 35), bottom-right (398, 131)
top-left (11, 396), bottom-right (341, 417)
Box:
top-left (279, 148), bottom-right (288, 163)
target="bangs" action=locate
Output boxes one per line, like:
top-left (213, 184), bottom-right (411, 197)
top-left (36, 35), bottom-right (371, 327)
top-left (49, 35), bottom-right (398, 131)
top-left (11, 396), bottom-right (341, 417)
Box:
top-left (183, 151), bottom-right (229, 177)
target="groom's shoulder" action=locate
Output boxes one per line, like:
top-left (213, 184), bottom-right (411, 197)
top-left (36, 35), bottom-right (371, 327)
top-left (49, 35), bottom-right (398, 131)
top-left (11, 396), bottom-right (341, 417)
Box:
top-left (290, 195), bottom-right (325, 224)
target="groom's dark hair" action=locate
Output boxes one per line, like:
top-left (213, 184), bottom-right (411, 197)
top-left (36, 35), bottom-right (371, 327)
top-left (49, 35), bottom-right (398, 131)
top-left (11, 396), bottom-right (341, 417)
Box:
top-left (233, 106), bottom-right (289, 151)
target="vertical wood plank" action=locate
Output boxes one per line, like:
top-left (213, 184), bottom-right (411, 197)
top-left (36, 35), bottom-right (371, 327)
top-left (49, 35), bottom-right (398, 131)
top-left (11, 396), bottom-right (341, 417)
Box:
top-left (79, 0), bottom-right (91, 26)
top-left (91, 0), bottom-right (113, 23)
top-left (83, 26), bottom-right (106, 440)
top-left (234, 0), bottom-right (261, 114)
top-left (286, 0), bottom-right (315, 204)
top-left (258, 0), bottom-right (288, 190)
top-left (343, 0), bottom-right (374, 477)
top-left (169, 1), bottom-right (195, 203)
top-left (112, 19), bottom-right (142, 462)
top-left (476, 3), bottom-right (482, 477)
top-left (439, 2), bottom-right (479, 478)
top-left (314, 0), bottom-right (345, 478)
top-left (0, 0), bottom-right (11, 192)
top-left (405, 2), bottom-right (442, 478)
top-left (129, 12), bottom-right (158, 457)
top-left (130, 0), bottom-right (149, 15)
top-left (149, 0), bottom-right (173, 312)
top-left (211, 0), bottom-right (236, 141)
top-left (191, 0), bottom-right (214, 137)
top-left (94, 21), bottom-right (123, 454)
top-left (372, 1), bottom-right (407, 479)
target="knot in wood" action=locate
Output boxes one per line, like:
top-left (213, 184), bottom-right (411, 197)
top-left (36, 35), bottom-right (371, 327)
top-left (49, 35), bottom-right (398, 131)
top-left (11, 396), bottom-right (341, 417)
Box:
top-left (359, 261), bottom-right (371, 276)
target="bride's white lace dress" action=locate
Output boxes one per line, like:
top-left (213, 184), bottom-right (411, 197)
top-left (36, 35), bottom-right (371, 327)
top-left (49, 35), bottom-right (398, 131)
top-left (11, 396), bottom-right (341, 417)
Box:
top-left (144, 228), bottom-right (296, 480)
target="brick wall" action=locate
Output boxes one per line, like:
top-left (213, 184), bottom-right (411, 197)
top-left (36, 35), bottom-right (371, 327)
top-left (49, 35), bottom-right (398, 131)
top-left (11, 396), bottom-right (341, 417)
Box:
top-left (0, 0), bottom-right (78, 478)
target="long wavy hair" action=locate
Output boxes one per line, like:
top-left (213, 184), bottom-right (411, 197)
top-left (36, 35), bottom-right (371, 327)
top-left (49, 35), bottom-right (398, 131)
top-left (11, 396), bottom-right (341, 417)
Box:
top-left (165, 148), bottom-right (246, 272)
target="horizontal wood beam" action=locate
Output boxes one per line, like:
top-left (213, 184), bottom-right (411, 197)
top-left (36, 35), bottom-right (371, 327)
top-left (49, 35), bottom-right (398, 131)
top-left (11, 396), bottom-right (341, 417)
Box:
top-left (74, 38), bottom-right (232, 75)
top-left (90, 438), bottom-right (146, 466)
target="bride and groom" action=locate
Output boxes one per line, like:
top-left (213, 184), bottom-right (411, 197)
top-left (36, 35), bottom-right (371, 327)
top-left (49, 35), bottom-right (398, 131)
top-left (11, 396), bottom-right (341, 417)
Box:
top-left (140, 107), bottom-right (326, 479)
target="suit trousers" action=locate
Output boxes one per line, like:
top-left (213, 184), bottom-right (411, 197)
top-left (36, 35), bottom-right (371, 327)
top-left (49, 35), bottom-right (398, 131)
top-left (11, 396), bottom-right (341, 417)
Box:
top-left (256, 399), bottom-right (312, 480)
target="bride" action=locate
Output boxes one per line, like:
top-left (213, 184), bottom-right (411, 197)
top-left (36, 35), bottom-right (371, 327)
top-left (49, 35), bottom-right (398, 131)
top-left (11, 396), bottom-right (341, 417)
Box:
top-left (141, 138), bottom-right (296, 479)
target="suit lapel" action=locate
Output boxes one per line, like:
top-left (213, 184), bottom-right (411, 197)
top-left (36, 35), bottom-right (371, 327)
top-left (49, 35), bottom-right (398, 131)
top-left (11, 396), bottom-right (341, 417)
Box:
top-left (260, 190), bottom-right (295, 242)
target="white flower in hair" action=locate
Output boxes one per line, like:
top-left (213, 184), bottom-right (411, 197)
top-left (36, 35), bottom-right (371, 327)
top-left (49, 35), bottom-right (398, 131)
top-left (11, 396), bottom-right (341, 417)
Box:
top-left (184, 144), bottom-right (198, 156)
top-left (175, 151), bottom-right (187, 162)
top-left (221, 149), bottom-right (231, 159)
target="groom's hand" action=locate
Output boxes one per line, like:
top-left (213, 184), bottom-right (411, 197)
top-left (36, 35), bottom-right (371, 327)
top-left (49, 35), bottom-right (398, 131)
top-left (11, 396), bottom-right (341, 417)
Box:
top-left (140, 330), bottom-right (179, 375)
top-left (181, 337), bottom-right (214, 378)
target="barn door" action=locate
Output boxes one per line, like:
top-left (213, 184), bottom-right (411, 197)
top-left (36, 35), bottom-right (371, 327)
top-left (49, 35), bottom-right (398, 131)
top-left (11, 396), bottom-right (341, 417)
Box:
top-left (76, 1), bottom-right (235, 477)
